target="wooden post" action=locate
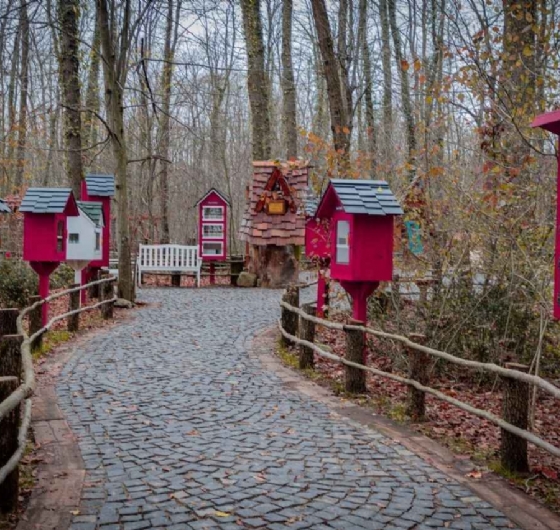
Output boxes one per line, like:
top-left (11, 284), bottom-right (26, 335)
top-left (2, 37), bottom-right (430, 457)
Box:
top-left (0, 335), bottom-right (23, 513)
top-left (28, 295), bottom-right (43, 353)
top-left (88, 269), bottom-right (100, 299)
top-left (281, 285), bottom-right (299, 347)
top-left (230, 259), bottom-right (243, 286)
top-left (101, 280), bottom-right (114, 320)
top-left (209, 262), bottom-right (216, 285)
top-left (501, 362), bottom-right (530, 473)
top-left (67, 284), bottom-right (80, 332)
top-left (406, 333), bottom-right (429, 421)
top-left (0, 309), bottom-right (19, 337)
top-left (171, 273), bottom-right (181, 287)
top-left (344, 319), bottom-right (366, 394)
top-left (299, 303), bottom-right (316, 369)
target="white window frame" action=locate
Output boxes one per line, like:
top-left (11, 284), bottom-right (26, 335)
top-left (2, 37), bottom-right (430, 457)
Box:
top-left (202, 206), bottom-right (224, 221)
top-left (202, 223), bottom-right (224, 240)
top-left (95, 230), bottom-right (101, 251)
top-left (336, 220), bottom-right (350, 265)
top-left (69, 233), bottom-right (80, 244)
top-left (202, 241), bottom-right (224, 257)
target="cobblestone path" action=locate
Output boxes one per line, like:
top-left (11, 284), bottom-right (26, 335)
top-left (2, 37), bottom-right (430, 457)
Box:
top-left (58, 288), bottom-right (518, 530)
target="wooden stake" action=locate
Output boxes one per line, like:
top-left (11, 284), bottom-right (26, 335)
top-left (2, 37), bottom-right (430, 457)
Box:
top-left (281, 285), bottom-right (299, 348)
top-left (101, 281), bottom-right (114, 320)
top-left (0, 309), bottom-right (19, 337)
top-left (0, 335), bottom-right (23, 513)
top-left (88, 269), bottom-right (100, 299)
top-left (67, 284), bottom-right (80, 332)
top-left (406, 333), bottom-right (429, 421)
top-left (501, 362), bottom-right (530, 473)
top-left (299, 303), bottom-right (316, 369)
top-left (28, 295), bottom-right (42, 353)
top-left (344, 319), bottom-right (366, 394)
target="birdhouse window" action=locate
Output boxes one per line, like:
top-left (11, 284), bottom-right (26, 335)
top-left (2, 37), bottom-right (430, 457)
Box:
top-left (336, 220), bottom-right (350, 264)
top-left (202, 241), bottom-right (223, 256)
top-left (203, 206), bottom-right (224, 221)
top-left (95, 232), bottom-right (101, 251)
top-left (57, 221), bottom-right (64, 252)
top-left (69, 233), bottom-right (80, 244)
top-left (202, 224), bottom-right (224, 239)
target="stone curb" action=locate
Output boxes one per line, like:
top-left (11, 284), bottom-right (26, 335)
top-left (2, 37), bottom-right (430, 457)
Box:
top-left (251, 325), bottom-right (560, 530)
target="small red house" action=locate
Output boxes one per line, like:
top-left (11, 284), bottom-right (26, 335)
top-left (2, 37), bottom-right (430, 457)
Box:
top-left (20, 187), bottom-right (80, 324)
top-left (531, 110), bottom-right (560, 319)
top-left (196, 188), bottom-right (229, 261)
top-left (81, 174), bottom-right (115, 268)
top-left (314, 179), bottom-right (402, 321)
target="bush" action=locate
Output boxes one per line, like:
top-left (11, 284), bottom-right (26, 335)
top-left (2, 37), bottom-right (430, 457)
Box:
top-left (0, 259), bottom-right (38, 308)
top-left (51, 264), bottom-right (76, 289)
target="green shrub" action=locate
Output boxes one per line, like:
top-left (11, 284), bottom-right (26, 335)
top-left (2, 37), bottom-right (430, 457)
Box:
top-left (0, 259), bottom-right (38, 308)
top-left (51, 264), bottom-right (76, 289)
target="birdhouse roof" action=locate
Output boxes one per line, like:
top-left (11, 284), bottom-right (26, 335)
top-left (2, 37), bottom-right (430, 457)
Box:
top-left (196, 188), bottom-right (230, 206)
top-left (531, 110), bottom-right (560, 135)
top-left (20, 188), bottom-right (79, 215)
top-left (239, 161), bottom-right (309, 246)
top-left (317, 179), bottom-right (403, 217)
top-left (85, 174), bottom-right (115, 197)
top-left (78, 201), bottom-right (104, 226)
top-left (0, 199), bottom-right (11, 213)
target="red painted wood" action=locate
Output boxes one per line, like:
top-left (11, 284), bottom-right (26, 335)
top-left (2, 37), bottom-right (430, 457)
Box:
top-left (198, 190), bottom-right (228, 262)
top-left (340, 281), bottom-right (379, 324)
top-left (29, 261), bottom-right (59, 326)
top-left (305, 218), bottom-right (330, 260)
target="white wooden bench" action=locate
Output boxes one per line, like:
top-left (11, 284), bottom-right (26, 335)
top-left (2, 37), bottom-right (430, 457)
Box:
top-left (136, 244), bottom-right (202, 287)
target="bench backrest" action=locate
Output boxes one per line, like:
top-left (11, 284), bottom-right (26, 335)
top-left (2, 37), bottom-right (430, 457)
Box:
top-left (138, 244), bottom-right (200, 270)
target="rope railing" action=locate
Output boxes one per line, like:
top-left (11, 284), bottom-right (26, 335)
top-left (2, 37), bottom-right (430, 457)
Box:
top-left (0, 276), bottom-right (117, 487)
top-left (279, 294), bottom-right (560, 460)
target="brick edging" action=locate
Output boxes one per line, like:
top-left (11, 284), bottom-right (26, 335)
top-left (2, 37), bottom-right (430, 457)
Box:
top-left (251, 325), bottom-right (560, 530)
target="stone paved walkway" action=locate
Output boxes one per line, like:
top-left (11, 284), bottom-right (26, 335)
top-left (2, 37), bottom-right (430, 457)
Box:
top-left (58, 288), bottom-right (519, 530)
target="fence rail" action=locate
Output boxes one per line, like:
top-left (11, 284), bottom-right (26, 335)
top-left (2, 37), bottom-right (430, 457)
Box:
top-left (279, 286), bottom-right (560, 465)
top-left (0, 276), bottom-right (117, 496)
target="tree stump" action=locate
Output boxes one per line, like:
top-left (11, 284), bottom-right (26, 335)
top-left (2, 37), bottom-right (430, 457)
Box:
top-left (406, 333), bottom-right (429, 421)
top-left (344, 320), bottom-right (366, 394)
top-left (0, 335), bottom-right (23, 513)
top-left (299, 303), bottom-right (316, 369)
top-left (67, 284), bottom-right (80, 332)
top-left (28, 295), bottom-right (43, 353)
top-left (501, 363), bottom-right (530, 473)
top-left (281, 285), bottom-right (299, 348)
top-left (0, 309), bottom-right (19, 337)
top-left (101, 281), bottom-right (114, 320)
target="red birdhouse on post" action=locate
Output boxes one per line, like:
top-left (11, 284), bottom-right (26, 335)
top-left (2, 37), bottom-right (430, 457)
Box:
top-left (532, 110), bottom-right (560, 319)
top-left (314, 179), bottom-right (403, 323)
top-left (20, 188), bottom-right (80, 325)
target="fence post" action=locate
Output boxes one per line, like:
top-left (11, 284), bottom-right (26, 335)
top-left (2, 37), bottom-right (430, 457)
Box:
top-left (0, 334), bottom-right (23, 513)
top-left (281, 285), bottom-right (299, 348)
top-left (88, 269), bottom-right (100, 299)
top-left (299, 303), bottom-right (316, 369)
top-left (171, 273), bottom-right (181, 287)
top-left (344, 319), bottom-right (366, 394)
top-left (0, 309), bottom-right (19, 337)
top-left (67, 284), bottom-right (80, 332)
top-left (501, 362), bottom-right (530, 473)
top-left (406, 333), bottom-right (429, 421)
top-left (28, 295), bottom-right (43, 353)
top-left (101, 280), bottom-right (115, 320)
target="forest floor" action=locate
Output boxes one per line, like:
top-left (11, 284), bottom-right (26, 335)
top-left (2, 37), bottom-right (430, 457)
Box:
top-left (275, 308), bottom-right (560, 516)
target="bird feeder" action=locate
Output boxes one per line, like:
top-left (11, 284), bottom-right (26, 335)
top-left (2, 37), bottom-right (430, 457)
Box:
top-left (531, 110), bottom-right (560, 319)
top-left (197, 188), bottom-right (230, 284)
top-left (20, 188), bottom-right (80, 325)
top-left (314, 179), bottom-right (403, 323)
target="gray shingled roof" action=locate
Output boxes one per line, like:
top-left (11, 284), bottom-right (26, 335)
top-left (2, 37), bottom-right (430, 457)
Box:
top-left (330, 179), bottom-right (403, 215)
top-left (85, 174), bottom-right (115, 197)
top-left (78, 201), bottom-right (104, 226)
top-left (20, 188), bottom-right (74, 214)
top-left (0, 199), bottom-right (11, 213)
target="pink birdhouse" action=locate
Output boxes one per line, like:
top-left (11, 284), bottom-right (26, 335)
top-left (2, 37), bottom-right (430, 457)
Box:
top-left (20, 187), bottom-right (80, 325)
top-left (532, 110), bottom-right (560, 319)
top-left (197, 188), bottom-right (229, 262)
top-left (314, 179), bottom-right (403, 322)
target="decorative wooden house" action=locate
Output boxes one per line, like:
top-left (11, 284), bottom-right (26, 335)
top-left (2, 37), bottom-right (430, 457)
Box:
top-left (239, 161), bottom-right (309, 288)
top-left (532, 110), bottom-right (560, 319)
top-left (20, 188), bottom-right (80, 324)
top-left (314, 179), bottom-right (403, 322)
top-left (196, 188), bottom-right (229, 261)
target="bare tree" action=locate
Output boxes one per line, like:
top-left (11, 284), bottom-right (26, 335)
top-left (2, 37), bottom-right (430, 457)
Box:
top-left (281, 0), bottom-right (297, 159)
top-left (14, 0), bottom-right (29, 189)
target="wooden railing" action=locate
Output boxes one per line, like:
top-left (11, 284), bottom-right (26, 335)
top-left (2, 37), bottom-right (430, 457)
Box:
top-left (279, 285), bottom-right (560, 469)
top-left (0, 276), bottom-right (117, 511)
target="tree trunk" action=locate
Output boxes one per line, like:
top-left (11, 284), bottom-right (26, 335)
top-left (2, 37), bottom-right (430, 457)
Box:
top-left (281, 0), bottom-right (297, 159)
top-left (5, 26), bottom-right (20, 193)
top-left (14, 0), bottom-right (29, 189)
top-left (83, 12), bottom-right (101, 157)
top-left (379, 0), bottom-right (393, 161)
top-left (240, 0), bottom-right (271, 161)
top-left (58, 0), bottom-right (84, 198)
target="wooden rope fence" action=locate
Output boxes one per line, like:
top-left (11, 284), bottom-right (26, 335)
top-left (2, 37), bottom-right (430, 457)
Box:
top-left (279, 288), bottom-right (560, 467)
top-left (0, 276), bottom-right (117, 509)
